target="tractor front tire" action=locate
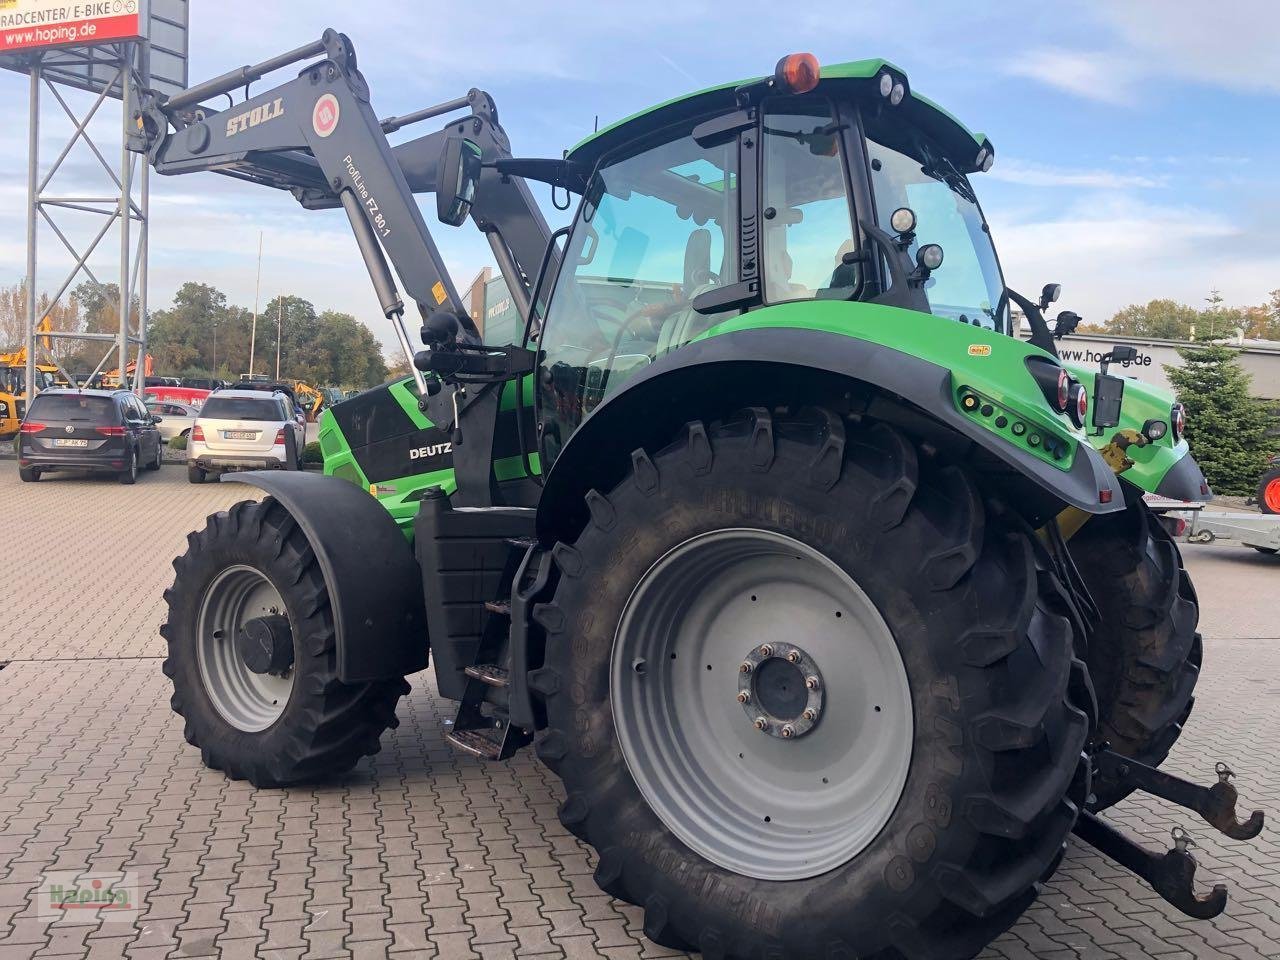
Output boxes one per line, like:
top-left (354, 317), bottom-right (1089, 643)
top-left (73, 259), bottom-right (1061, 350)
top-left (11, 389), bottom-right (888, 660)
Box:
top-left (1068, 496), bottom-right (1201, 811)
top-left (161, 497), bottom-right (409, 787)
top-left (534, 411), bottom-right (1090, 960)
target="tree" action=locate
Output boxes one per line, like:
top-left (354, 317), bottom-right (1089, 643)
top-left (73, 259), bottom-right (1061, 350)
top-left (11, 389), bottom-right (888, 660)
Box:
top-left (384, 352), bottom-right (412, 381)
top-left (1165, 345), bottom-right (1279, 495)
top-left (149, 282), bottom-right (230, 374)
top-left (1105, 299), bottom-right (1198, 339)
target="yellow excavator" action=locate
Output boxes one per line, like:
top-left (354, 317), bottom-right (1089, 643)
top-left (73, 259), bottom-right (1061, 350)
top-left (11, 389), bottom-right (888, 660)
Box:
top-left (0, 320), bottom-right (60, 440)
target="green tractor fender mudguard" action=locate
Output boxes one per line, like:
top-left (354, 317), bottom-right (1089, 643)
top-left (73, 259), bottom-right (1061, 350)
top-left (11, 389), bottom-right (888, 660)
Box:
top-left (1063, 362), bottom-right (1212, 502)
top-left (221, 471), bottom-right (428, 682)
top-left (537, 317), bottom-right (1124, 543)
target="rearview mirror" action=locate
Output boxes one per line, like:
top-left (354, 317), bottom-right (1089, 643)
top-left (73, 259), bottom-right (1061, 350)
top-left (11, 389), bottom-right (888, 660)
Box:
top-left (437, 137), bottom-right (483, 227)
top-left (1038, 283), bottom-right (1061, 312)
top-left (151, 415), bottom-right (163, 424)
top-left (1053, 310), bottom-right (1081, 339)
top-left (1109, 345), bottom-right (1138, 364)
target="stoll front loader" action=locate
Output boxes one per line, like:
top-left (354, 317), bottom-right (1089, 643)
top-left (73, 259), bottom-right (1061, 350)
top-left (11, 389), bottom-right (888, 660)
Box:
top-left (131, 33), bottom-right (1262, 959)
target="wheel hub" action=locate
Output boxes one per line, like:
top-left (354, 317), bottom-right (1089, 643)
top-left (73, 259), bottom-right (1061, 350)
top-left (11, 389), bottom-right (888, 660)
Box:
top-left (611, 528), bottom-right (914, 881)
top-left (196, 565), bottom-right (295, 733)
top-left (237, 615), bottom-right (294, 676)
top-left (738, 642), bottom-right (824, 738)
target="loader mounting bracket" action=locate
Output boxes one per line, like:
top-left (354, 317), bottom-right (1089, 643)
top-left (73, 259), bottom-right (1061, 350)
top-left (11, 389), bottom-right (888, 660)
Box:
top-left (1091, 749), bottom-right (1265, 841)
top-left (1072, 814), bottom-right (1227, 920)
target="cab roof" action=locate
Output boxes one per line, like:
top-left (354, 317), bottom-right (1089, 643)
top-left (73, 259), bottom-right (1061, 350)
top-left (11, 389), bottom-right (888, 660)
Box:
top-left (566, 58), bottom-right (991, 173)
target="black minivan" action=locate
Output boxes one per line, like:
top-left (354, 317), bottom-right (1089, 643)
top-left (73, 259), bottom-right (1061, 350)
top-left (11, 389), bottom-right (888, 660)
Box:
top-left (17, 389), bottom-right (163, 484)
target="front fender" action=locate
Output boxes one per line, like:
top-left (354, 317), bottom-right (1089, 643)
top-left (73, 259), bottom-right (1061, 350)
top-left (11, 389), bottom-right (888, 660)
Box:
top-left (538, 323), bottom-right (1123, 541)
top-left (1063, 363), bottom-right (1213, 502)
top-left (222, 471), bottom-right (428, 682)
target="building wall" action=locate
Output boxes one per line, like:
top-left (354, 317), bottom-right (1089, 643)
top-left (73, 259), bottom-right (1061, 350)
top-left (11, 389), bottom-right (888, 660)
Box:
top-left (1021, 328), bottom-right (1280, 401)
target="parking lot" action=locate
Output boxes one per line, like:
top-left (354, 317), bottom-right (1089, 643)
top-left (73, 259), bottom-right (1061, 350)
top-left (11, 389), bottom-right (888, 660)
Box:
top-left (1, 463), bottom-right (1277, 960)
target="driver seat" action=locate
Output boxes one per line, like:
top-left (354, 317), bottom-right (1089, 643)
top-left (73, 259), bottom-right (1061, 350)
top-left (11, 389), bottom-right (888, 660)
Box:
top-left (657, 228), bottom-right (721, 355)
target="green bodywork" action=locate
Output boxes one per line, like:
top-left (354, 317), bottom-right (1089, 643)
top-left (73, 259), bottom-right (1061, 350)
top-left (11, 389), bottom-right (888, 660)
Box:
top-left (1064, 361), bottom-right (1192, 494)
top-left (318, 377), bottom-right (538, 534)
top-left (689, 300), bottom-right (1086, 467)
top-left (314, 55), bottom-right (1191, 524)
top-left (568, 59), bottom-right (989, 163)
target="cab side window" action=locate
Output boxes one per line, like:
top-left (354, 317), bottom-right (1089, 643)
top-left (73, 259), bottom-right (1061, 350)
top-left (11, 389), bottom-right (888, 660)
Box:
top-left (761, 101), bottom-right (858, 304)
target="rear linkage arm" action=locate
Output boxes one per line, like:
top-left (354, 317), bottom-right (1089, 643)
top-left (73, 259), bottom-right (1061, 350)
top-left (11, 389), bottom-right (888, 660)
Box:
top-left (1070, 750), bottom-right (1264, 920)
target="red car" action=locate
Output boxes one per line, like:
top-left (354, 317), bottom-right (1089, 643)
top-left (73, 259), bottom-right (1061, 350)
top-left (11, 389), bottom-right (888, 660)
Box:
top-left (143, 385), bottom-right (211, 410)
top-left (1260, 455), bottom-right (1280, 515)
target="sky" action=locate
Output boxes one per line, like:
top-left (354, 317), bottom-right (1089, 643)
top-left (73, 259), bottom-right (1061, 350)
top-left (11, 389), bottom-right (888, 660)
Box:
top-left (0, 0), bottom-right (1277, 361)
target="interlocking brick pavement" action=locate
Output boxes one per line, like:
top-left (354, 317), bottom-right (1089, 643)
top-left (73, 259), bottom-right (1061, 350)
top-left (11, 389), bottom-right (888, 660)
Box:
top-left (1, 464), bottom-right (1278, 959)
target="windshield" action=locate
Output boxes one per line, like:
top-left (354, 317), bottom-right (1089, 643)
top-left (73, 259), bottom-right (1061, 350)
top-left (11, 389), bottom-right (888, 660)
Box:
top-left (28, 395), bottom-right (115, 423)
top-left (865, 124), bottom-right (1006, 332)
top-left (538, 124), bottom-right (739, 464)
top-left (199, 397), bottom-right (282, 422)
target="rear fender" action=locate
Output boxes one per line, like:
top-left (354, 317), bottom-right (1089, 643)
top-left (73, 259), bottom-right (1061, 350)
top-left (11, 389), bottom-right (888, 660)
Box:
top-left (222, 471), bottom-right (428, 682)
top-left (538, 327), bottom-right (1123, 542)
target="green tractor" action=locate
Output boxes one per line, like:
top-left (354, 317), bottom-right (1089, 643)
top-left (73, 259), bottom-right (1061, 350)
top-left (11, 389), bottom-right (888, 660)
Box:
top-left (136, 34), bottom-right (1260, 959)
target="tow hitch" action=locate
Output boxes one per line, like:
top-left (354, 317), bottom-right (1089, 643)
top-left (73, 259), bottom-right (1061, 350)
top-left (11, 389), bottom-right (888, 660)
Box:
top-left (1073, 816), bottom-right (1228, 919)
top-left (1070, 751), bottom-right (1264, 919)
top-left (1090, 750), bottom-right (1264, 840)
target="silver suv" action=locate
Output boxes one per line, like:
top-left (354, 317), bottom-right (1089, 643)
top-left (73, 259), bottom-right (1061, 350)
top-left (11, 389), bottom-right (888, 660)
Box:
top-left (187, 389), bottom-right (305, 483)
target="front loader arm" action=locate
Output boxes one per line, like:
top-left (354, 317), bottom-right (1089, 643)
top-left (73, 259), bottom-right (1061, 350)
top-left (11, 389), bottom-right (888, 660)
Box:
top-left (130, 28), bottom-right (555, 373)
top-left (134, 29), bottom-right (468, 339)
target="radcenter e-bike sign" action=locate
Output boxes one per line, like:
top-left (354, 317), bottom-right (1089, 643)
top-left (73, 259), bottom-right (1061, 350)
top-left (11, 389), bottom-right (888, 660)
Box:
top-left (0, 0), bottom-right (144, 53)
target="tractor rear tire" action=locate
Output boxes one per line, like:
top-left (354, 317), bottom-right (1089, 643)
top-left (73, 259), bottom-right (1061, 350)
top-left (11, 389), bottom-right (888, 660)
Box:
top-left (1258, 468), bottom-right (1280, 515)
top-left (1068, 496), bottom-right (1201, 811)
top-left (161, 497), bottom-right (409, 787)
top-left (533, 410), bottom-right (1090, 960)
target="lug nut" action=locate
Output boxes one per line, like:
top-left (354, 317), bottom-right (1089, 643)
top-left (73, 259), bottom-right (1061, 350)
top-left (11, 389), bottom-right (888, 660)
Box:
top-left (740, 661), bottom-right (753, 674)
top-left (737, 691), bottom-right (751, 704)
top-left (802, 708), bottom-right (816, 721)
top-left (753, 717), bottom-right (768, 731)
top-left (786, 650), bottom-right (801, 664)
top-left (759, 644), bottom-right (774, 657)
top-left (780, 725), bottom-right (795, 738)
top-left (805, 676), bottom-right (821, 690)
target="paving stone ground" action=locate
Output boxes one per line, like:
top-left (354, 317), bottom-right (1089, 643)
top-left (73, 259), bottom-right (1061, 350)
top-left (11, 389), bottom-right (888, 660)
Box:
top-left (1, 464), bottom-right (1278, 959)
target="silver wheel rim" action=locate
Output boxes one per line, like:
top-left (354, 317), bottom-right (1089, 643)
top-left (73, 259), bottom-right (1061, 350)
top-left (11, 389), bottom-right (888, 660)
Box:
top-left (611, 528), bottom-right (913, 881)
top-left (196, 565), bottom-right (294, 732)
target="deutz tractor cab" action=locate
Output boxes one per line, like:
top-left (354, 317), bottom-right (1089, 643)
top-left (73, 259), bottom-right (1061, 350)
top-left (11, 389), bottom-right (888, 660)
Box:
top-left (136, 35), bottom-right (1256, 960)
top-left (535, 56), bottom-right (1008, 467)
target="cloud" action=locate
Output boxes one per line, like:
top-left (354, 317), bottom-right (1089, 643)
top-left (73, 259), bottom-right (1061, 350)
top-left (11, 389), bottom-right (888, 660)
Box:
top-left (1005, 2), bottom-right (1280, 104)
top-left (1004, 49), bottom-right (1138, 105)
top-left (1097, 0), bottom-right (1280, 96)
top-left (989, 193), bottom-right (1277, 322)
top-left (988, 159), bottom-right (1167, 190)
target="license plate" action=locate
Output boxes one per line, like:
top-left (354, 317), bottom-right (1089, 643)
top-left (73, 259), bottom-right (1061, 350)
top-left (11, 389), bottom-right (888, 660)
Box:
top-left (224, 431), bottom-right (258, 440)
top-left (53, 438), bottom-right (89, 448)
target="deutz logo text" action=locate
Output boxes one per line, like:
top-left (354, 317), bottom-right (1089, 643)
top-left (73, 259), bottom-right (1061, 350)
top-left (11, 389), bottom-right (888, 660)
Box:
top-left (226, 99), bottom-right (285, 138)
top-left (409, 442), bottom-right (452, 460)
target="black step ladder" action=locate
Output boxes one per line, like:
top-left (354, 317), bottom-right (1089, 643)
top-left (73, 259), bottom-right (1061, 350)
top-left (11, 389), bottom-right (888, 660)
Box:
top-left (445, 537), bottom-right (552, 760)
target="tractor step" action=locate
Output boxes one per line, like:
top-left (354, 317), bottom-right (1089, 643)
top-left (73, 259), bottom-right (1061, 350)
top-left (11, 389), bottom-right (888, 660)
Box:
top-left (446, 728), bottom-right (506, 760)
top-left (464, 663), bottom-right (510, 687)
top-left (446, 717), bottom-right (529, 761)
